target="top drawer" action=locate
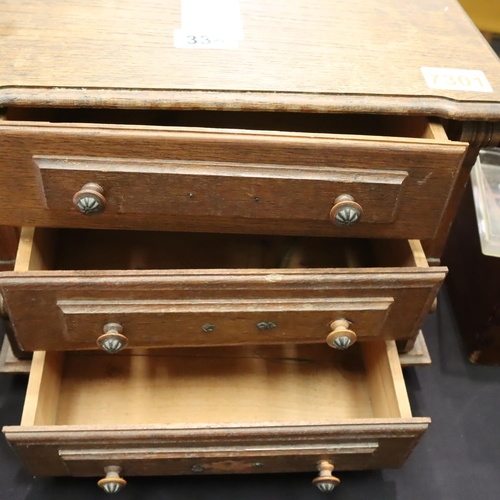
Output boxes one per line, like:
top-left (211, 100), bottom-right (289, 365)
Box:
top-left (0, 110), bottom-right (466, 239)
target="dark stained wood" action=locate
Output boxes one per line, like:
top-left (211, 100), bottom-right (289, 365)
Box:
top-left (0, 230), bottom-right (446, 351)
top-left (0, 121), bottom-right (466, 239)
top-left (442, 181), bottom-right (500, 364)
top-left (37, 156), bottom-right (407, 225)
top-left (0, 337), bottom-right (31, 374)
top-left (423, 146), bottom-right (481, 261)
top-left (423, 121), bottom-right (500, 261)
top-left (60, 446), bottom-right (378, 477)
top-left (0, 226), bottom-right (19, 264)
top-left (5, 89), bottom-right (500, 122)
top-left (1, 0), bottom-right (500, 120)
top-left (370, 239), bottom-right (441, 353)
top-left (1, 268), bottom-right (444, 351)
top-left (0, 227), bottom-right (27, 362)
top-left (398, 331), bottom-right (431, 367)
top-left (2, 0), bottom-right (484, 483)
top-left (1, 318), bottom-right (31, 361)
top-left (56, 297), bottom-right (394, 347)
top-left (0, 331), bottom-right (432, 370)
top-left (3, 342), bottom-right (430, 477)
top-left (4, 420), bottom-right (429, 477)
top-left (0, 226), bottom-right (57, 363)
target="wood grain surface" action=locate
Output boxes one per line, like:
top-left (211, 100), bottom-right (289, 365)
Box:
top-left (0, 228), bottom-right (446, 351)
top-left (0, 336), bottom-right (31, 373)
top-left (0, 226), bottom-right (19, 263)
top-left (3, 342), bottom-right (430, 476)
top-left (0, 119), bottom-right (466, 239)
top-left (1, 0), bottom-right (500, 118)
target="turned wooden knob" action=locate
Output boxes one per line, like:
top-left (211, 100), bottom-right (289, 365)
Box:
top-left (330, 194), bottom-right (363, 226)
top-left (326, 319), bottom-right (357, 349)
top-left (312, 461), bottom-right (340, 492)
top-left (97, 465), bottom-right (127, 494)
top-left (96, 323), bottom-right (128, 354)
top-left (73, 182), bottom-right (106, 215)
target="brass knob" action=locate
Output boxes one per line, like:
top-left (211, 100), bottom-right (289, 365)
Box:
top-left (330, 194), bottom-right (363, 226)
top-left (326, 319), bottom-right (357, 349)
top-left (97, 323), bottom-right (128, 354)
top-left (73, 182), bottom-right (106, 215)
top-left (312, 461), bottom-right (340, 492)
top-left (97, 466), bottom-right (127, 494)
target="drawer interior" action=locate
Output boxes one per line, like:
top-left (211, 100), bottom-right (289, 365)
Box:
top-left (5, 107), bottom-right (442, 139)
top-left (6, 341), bottom-right (429, 477)
top-left (22, 341), bottom-right (412, 427)
top-left (53, 230), bottom-right (376, 270)
top-left (43, 228), bottom-right (422, 271)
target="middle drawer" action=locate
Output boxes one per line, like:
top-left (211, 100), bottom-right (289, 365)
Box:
top-left (0, 228), bottom-right (446, 352)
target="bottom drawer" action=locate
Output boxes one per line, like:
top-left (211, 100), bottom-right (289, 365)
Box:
top-left (4, 341), bottom-right (429, 492)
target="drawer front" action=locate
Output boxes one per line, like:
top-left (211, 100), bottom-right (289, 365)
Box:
top-left (0, 123), bottom-right (466, 239)
top-left (58, 297), bottom-right (393, 346)
top-left (4, 422), bottom-right (429, 478)
top-left (3, 342), bottom-right (430, 479)
top-left (0, 268), bottom-right (445, 351)
top-left (36, 155), bottom-right (407, 224)
top-left (59, 443), bottom-right (379, 477)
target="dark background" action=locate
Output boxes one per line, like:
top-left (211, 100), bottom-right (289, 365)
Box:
top-left (1, 289), bottom-right (499, 500)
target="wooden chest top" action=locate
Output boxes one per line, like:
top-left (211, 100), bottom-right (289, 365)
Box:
top-left (2, 0), bottom-right (500, 118)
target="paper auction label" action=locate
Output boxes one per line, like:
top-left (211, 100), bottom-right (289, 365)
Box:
top-left (421, 67), bottom-right (493, 92)
top-left (174, 0), bottom-right (243, 49)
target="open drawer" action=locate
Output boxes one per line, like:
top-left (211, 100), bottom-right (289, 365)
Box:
top-left (0, 227), bottom-right (446, 352)
top-left (0, 111), bottom-right (466, 240)
top-left (3, 341), bottom-right (430, 484)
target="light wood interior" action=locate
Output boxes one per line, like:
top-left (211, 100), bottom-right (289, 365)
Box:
top-left (21, 351), bottom-right (63, 426)
top-left (5, 108), bottom-right (447, 141)
top-left (362, 341), bottom-right (412, 418)
top-left (15, 228), bottom-right (415, 427)
top-left (22, 341), bottom-right (411, 427)
top-left (12, 228), bottom-right (429, 272)
top-left (423, 120), bottom-right (450, 141)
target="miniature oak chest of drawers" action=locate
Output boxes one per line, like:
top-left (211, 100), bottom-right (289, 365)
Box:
top-left (1, 0), bottom-right (500, 494)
